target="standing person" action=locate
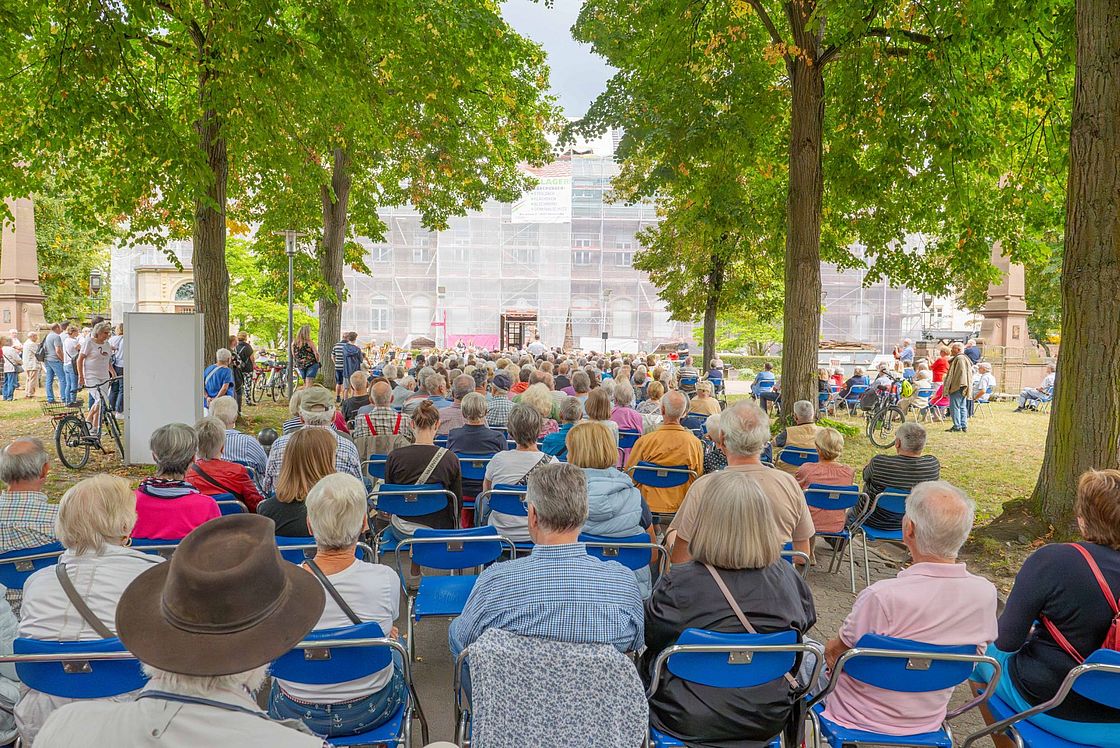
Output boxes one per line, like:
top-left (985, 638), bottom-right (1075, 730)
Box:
top-left (292, 324), bottom-right (321, 389)
top-left (62, 325), bottom-right (81, 406)
top-left (893, 338), bottom-right (915, 365)
top-left (76, 321), bottom-right (116, 431)
top-left (1, 335), bottom-right (20, 401)
top-left (41, 322), bottom-right (66, 404)
top-left (943, 342), bottom-right (972, 433)
top-left (21, 332), bottom-right (39, 399)
top-left (963, 338), bottom-right (982, 364)
top-left (202, 349), bottom-right (236, 410)
top-left (232, 331), bottom-right (255, 411)
top-left (108, 324), bottom-right (125, 413)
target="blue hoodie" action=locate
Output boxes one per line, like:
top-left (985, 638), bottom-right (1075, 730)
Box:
top-left (582, 467), bottom-right (652, 595)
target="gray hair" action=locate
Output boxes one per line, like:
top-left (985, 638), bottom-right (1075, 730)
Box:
top-left (791, 400), bottom-right (816, 424)
top-left (150, 423), bottom-right (198, 475)
top-left (143, 665), bottom-right (268, 699)
top-left (209, 396), bottom-right (238, 428)
top-left (978, 361), bottom-right (991, 372)
top-left (689, 471), bottom-right (782, 569)
top-left (704, 413), bottom-right (722, 439)
top-left (306, 473), bottom-right (367, 550)
top-left (461, 392), bottom-right (488, 421)
top-left (506, 404), bottom-right (543, 447)
top-left (571, 370), bottom-right (590, 393)
top-left (216, 347), bottom-right (232, 364)
top-left (662, 390), bottom-right (689, 420)
top-left (400, 375), bottom-right (416, 390)
top-left (451, 374), bottom-right (474, 402)
top-left (614, 382), bottom-right (635, 407)
top-left (92, 320), bottom-right (113, 336)
top-left (299, 405), bottom-right (336, 427)
top-left (558, 396), bottom-right (583, 425)
top-left (719, 402), bottom-right (771, 457)
top-left (382, 364), bottom-right (397, 380)
top-left (904, 481), bottom-right (975, 559)
top-left (896, 421), bottom-right (927, 453)
top-left (0, 437), bottom-right (49, 483)
top-left (194, 417), bottom-right (227, 460)
top-left (423, 373), bottom-right (444, 395)
top-left (527, 462), bottom-right (588, 532)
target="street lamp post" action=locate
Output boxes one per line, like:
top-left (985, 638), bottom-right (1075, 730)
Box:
top-left (88, 268), bottom-right (103, 316)
top-left (275, 230), bottom-right (304, 395)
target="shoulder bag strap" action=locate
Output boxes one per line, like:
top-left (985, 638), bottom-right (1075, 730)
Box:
top-left (519, 453), bottom-right (552, 484)
top-left (704, 563), bottom-right (799, 688)
top-left (55, 563), bottom-right (115, 638)
top-left (304, 560), bottom-right (362, 625)
top-left (1070, 543), bottom-right (1120, 613)
top-left (1041, 544), bottom-right (1119, 664)
top-left (416, 447), bottom-right (447, 486)
top-left (189, 462), bottom-right (241, 501)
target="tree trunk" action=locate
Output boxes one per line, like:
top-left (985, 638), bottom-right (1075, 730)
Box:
top-left (1029, 0), bottom-right (1120, 529)
top-left (192, 67), bottom-right (229, 362)
top-left (702, 251), bottom-right (727, 375)
top-left (780, 26), bottom-right (825, 418)
top-left (318, 148), bottom-right (352, 370)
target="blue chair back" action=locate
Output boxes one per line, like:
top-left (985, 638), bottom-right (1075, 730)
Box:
top-left (630, 462), bottom-right (692, 489)
top-left (680, 376), bottom-right (698, 387)
top-left (579, 533), bottom-right (655, 571)
top-left (214, 494), bottom-right (247, 515)
top-left (618, 430), bottom-right (641, 450)
top-left (484, 484), bottom-right (528, 517)
top-left (804, 484), bottom-right (862, 512)
top-left (365, 455), bottom-right (389, 481)
top-left (271, 622), bottom-right (390, 685)
top-left (0, 542), bottom-right (64, 590)
top-left (13, 638), bottom-right (145, 698)
top-left (875, 488), bottom-right (909, 516)
top-left (274, 535), bottom-right (317, 564)
top-left (408, 527), bottom-right (508, 570)
top-left (1074, 649), bottom-right (1120, 708)
top-left (456, 453), bottom-right (495, 483)
top-left (757, 380), bottom-right (776, 393)
top-left (667, 629), bottom-right (800, 688)
top-left (845, 634), bottom-right (978, 692)
top-left (845, 384), bottom-right (869, 402)
top-left (129, 538), bottom-right (181, 559)
top-left (434, 436), bottom-right (449, 448)
top-left (779, 447), bottom-right (819, 467)
top-left (374, 483), bottom-right (454, 519)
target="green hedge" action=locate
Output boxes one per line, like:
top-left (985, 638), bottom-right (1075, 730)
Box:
top-left (720, 355), bottom-right (781, 375)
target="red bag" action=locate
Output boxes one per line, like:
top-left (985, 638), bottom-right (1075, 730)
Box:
top-left (1042, 543), bottom-right (1120, 663)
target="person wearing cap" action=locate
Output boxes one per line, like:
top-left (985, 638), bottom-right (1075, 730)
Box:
top-left (486, 371), bottom-right (514, 429)
top-left (35, 514), bottom-right (329, 747)
top-left (263, 386), bottom-right (361, 495)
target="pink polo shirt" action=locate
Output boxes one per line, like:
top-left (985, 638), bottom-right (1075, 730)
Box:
top-left (822, 562), bottom-right (998, 736)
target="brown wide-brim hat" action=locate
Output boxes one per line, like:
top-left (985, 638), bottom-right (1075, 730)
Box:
top-left (117, 514), bottom-right (326, 677)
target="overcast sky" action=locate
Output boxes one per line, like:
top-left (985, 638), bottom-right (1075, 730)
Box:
top-left (500, 0), bottom-right (615, 118)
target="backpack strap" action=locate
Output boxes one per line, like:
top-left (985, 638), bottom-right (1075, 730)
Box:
top-left (1041, 543), bottom-right (1119, 663)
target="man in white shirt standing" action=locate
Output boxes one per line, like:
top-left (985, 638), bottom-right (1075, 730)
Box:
top-left (527, 335), bottom-right (547, 357)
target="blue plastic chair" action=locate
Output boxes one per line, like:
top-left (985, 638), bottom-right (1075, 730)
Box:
top-left (274, 537), bottom-right (376, 565)
top-left (808, 633), bottom-right (1001, 748)
top-left (129, 538), bottom-right (181, 559)
top-left (757, 379), bottom-right (776, 394)
top-left (433, 435), bottom-right (449, 448)
top-left (626, 462), bottom-right (697, 528)
top-left (646, 628), bottom-right (823, 748)
top-left (9, 638), bottom-right (145, 698)
top-left (778, 446), bottom-right (819, 468)
top-left (213, 492), bottom-right (248, 515)
top-left (845, 384), bottom-right (870, 414)
top-left (395, 527), bottom-right (514, 661)
top-left (618, 430), bottom-right (641, 450)
top-left (859, 488), bottom-right (909, 588)
top-left (270, 622), bottom-right (429, 747)
top-left (679, 376), bottom-right (698, 389)
top-left (455, 452), bottom-right (495, 512)
top-left (963, 649), bottom-right (1120, 748)
top-left (803, 484), bottom-right (866, 593)
top-left (579, 532), bottom-right (669, 593)
top-left (781, 544), bottom-right (811, 578)
top-left (371, 483), bottom-right (458, 558)
top-left (474, 484), bottom-right (533, 554)
top-left (363, 454), bottom-right (390, 484)
top-left (0, 542), bottom-right (64, 590)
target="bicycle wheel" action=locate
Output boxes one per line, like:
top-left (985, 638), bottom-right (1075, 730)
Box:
top-left (251, 374), bottom-right (265, 404)
top-left (868, 406), bottom-right (906, 448)
top-left (106, 414), bottom-right (125, 458)
top-left (56, 415), bottom-right (91, 469)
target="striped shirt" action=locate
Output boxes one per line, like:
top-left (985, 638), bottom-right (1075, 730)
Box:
top-left (448, 543), bottom-right (644, 657)
top-left (331, 341), bottom-right (346, 371)
top-left (862, 453), bottom-right (941, 530)
top-left (223, 429), bottom-right (268, 478)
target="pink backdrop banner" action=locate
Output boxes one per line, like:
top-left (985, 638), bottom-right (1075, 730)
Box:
top-left (447, 334), bottom-right (500, 350)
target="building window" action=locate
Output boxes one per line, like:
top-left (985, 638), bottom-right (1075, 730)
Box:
top-left (451, 247), bottom-right (470, 263)
top-left (412, 247), bottom-right (432, 263)
top-left (371, 246), bottom-right (391, 263)
top-left (611, 297), bottom-right (636, 338)
top-left (573, 250), bottom-right (593, 266)
top-left (173, 281), bottom-right (195, 301)
top-left (614, 252), bottom-right (633, 268)
top-left (573, 238), bottom-right (593, 248)
top-left (513, 248), bottom-right (538, 265)
top-left (409, 296), bottom-right (433, 334)
top-left (370, 298), bottom-right (390, 332)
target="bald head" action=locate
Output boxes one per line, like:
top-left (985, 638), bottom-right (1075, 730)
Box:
top-left (451, 374), bottom-right (474, 402)
top-left (661, 390), bottom-right (689, 422)
top-left (0, 437), bottom-right (50, 489)
top-left (371, 381), bottom-right (393, 407)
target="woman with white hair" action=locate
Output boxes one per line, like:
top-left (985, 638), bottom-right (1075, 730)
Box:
top-left (702, 413), bottom-right (728, 474)
top-left (642, 470), bottom-right (816, 745)
top-left (690, 380), bottom-right (721, 417)
top-left (16, 474), bottom-right (164, 743)
top-left (0, 335), bottom-right (18, 401)
top-left (202, 347), bottom-right (235, 409)
top-left (519, 382), bottom-right (559, 437)
top-left (268, 474), bottom-right (403, 737)
top-left (133, 423), bottom-right (220, 540)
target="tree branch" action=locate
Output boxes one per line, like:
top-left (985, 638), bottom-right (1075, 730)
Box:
top-left (865, 27), bottom-right (938, 45)
top-left (747, 0), bottom-right (787, 49)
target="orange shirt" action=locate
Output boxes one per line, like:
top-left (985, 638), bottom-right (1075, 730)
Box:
top-left (624, 423), bottom-right (704, 513)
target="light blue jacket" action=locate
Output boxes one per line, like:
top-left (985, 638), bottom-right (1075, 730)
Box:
top-left (582, 467), bottom-right (652, 596)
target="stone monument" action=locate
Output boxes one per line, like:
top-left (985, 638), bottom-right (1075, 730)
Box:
top-left (979, 241), bottom-right (1049, 391)
top-left (0, 196), bottom-right (47, 335)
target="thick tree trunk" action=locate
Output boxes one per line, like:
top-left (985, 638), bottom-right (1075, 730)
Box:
top-left (318, 148), bottom-right (352, 368)
top-left (192, 68), bottom-right (229, 362)
top-left (702, 251), bottom-right (727, 376)
top-left (780, 33), bottom-right (825, 417)
top-left (1029, 0), bottom-right (1120, 529)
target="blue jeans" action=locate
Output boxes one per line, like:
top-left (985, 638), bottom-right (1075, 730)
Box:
top-left (63, 366), bottom-right (78, 404)
top-left (43, 360), bottom-right (64, 403)
top-left (949, 390), bottom-right (968, 429)
top-left (110, 368), bottom-right (124, 413)
top-left (299, 362), bottom-right (321, 382)
top-left (268, 658), bottom-right (405, 738)
top-left (1, 372), bottom-right (16, 400)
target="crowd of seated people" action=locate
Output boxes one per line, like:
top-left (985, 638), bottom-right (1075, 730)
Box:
top-left (0, 342), bottom-right (1113, 747)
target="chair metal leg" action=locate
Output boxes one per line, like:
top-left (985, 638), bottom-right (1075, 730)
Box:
top-left (847, 538), bottom-right (856, 593)
top-left (406, 595), bottom-right (416, 662)
top-left (861, 531), bottom-right (871, 589)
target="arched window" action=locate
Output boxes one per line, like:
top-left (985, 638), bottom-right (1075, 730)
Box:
top-left (611, 297), bottom-right (636, 338)
top-left (409, 296), bottom-right (433, 335)
top-left (173, 281), bottom-right (195, 301)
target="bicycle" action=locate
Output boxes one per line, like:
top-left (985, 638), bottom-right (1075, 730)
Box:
top-left (262, 359), bottom-right (292, 402)
top-left (47, 377), bottom-right (125, 469)
top-left (864, 381), bottom-right (907, 449)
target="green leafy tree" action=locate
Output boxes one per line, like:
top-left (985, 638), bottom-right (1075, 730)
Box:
top-left (226, 237), bottom-right (317, 349)
top-left (695, 315), bottom-right (784, 356)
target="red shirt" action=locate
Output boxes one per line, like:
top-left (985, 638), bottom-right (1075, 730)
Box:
top-left (186, 459), bottom-right (265, 512)
top-left (931, 356), bottom-right (949, 383)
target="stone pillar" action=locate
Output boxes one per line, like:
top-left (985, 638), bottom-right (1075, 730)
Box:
top-left (0, 197), bottom-right (48, 336)
top-left (979, 242), bottom-right (1049, 392)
